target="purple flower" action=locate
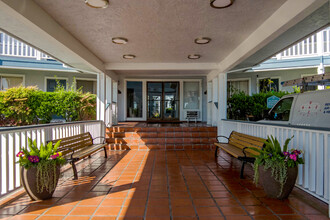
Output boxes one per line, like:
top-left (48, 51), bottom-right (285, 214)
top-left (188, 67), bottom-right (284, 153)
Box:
top-left (28, 155), bottom-right (39, 163)
top-left (283, 152), bottom-right (289, 156)
top-left (16, 151), bottom-right (24, 157)
top-left (289, 154), bottom-right (297, 161)
top-left (50, 153), bottom-right (59, 160)
top-left (268, 153), bottom-right (273, 157)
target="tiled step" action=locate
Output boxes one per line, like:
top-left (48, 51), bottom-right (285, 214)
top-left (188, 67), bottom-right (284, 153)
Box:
top-left (106, 125), bottom-right (217, 150)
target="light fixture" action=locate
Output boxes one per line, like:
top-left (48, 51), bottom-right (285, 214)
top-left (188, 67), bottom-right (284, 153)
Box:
top-left (195, 37), bottom-right (211, 44)
top-left (188, 54), bottom-right (201, 59)
top-left (85, 0), bottom-right (109, 9)
top-left (210, 0), bottom-right (234, 9)
top-left (112, 37), bottom-right (128, 44)
top-left (123, 54), bottom-right (136, 59)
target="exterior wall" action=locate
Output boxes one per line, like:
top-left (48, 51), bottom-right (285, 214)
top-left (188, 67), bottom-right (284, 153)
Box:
top-left (117, 76), bottom-right (207, 122)
top-left (227, 67), bottom-right (330, 94)
top-left (0, 67), bottom-right (97, 91)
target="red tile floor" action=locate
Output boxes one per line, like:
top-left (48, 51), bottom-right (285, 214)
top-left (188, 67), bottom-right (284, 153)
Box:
top-left (0, 149), bottom-right (328, 220)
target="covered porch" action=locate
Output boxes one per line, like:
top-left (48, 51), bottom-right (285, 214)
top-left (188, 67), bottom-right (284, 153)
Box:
top-left (0, 145), bottom-right (328, 219)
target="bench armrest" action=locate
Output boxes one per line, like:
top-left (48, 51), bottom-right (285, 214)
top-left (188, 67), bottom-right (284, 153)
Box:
top-left (93, 136), bottom-right (106, 144)
top-left (216, 135), bottom-right (229, 143)
top-left (242, 147), bottom-right (248, 157)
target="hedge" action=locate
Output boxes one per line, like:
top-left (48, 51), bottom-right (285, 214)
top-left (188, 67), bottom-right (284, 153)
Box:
top-left (0, 86), bottom-right (96, 126)
top-left (227, 91), bottom-right (289, 121)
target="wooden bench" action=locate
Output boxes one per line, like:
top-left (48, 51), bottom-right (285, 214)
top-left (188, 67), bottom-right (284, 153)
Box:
top-left (214, 131), bottom-right (266, 178)
top-left (52, 132), bottom-right (107, 180)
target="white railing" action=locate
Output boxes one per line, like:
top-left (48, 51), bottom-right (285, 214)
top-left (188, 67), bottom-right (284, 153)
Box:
top-left (0, 32), bottom-right (52, 60)
top-left (0, 120), bottom-right (104, 198)
top-left (276, 27), bottom-right (330, 59)
top-left (218, 120), bottom-right (330, 215)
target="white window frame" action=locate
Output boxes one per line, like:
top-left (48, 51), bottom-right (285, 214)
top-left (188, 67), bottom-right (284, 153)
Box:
top-left (74, 77), bottom-right (97, 93)
top-left (124, 78), bottom-right (203, 121)
top-left (0, 73), bottom-right (25, 90)
top-left (44, 76), bottom-right (68, 92)
top-left (227, 78), bottom-right (251, 96)
top-left (257, 76), bottom-right (281, 93)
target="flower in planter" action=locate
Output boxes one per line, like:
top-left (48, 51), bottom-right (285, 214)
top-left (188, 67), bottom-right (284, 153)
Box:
top-left (17, 138), bottom-right (65, 194)
top-left (250, 135), bottom-right (304, 197)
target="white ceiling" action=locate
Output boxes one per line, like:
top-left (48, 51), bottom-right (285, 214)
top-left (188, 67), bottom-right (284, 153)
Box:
top-left (32, 0), bottom-right (288, 75)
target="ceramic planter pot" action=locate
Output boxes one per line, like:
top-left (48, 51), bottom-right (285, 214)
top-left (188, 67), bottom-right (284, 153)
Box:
top-left (21, 165), bottom-right (60, 200)
top-left (259, 165), bottom-right (298, 200)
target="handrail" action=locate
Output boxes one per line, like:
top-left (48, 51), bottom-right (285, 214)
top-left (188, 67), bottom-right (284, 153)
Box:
top-left (0, 120), bottom-right (103, 132)
top-left (222, 119), bottom-right (330, 132)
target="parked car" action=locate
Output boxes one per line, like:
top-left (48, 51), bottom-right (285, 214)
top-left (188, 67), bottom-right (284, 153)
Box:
top-left (259, 89), bottom-right (330, 128)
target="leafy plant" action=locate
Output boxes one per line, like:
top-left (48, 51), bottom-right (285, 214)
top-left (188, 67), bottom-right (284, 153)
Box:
top-left (250, 135), bottom-right (304, 196)
top-left (17, 139), bottom-right (65, 193)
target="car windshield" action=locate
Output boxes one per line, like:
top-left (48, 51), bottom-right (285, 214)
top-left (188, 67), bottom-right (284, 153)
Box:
top-left (269, 97), bottom-right (294, 121)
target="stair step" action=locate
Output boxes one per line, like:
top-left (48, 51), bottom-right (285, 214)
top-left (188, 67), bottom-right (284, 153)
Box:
top-left (107, 143), bottom-right (215, 150)
top-left (106, 126), bottom-right (217, 133)
top-left (106, 137), bottom-right (216, 144)
top-left (106, 131), bottom-right (217, 139)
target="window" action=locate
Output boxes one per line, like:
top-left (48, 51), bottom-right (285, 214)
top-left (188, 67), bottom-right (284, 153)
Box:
top-left (183, 82), bottom-right (200, 109)
top-left (258, 78), bottom-right (279, 92)
top-left (76, 79), bottom-right (96, 94)
top-left (46, 78), bottom-right (67, 92)
top-left (227, 79), bottom-right (249, 98)
top-left (269, 98), bottom-right (293, 121)
top-left (127, 81), bottom-right (143, 118)
top-left (0, 75), bottom-right (24, 90)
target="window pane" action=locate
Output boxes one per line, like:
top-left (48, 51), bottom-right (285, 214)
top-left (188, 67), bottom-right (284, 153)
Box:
top-left (76, 80), bottom-right (96, 94)
top-left (1, 76), bottom-right (23, 90)
top-left (127, 81), bottom-right (143, 118)
top-left (259, 78), bottom-right (279, 92)
top-left (269, 98), bottom-right (293, 121)
top-left (183, 82), bottom-right (199, 109)
top-left (47, 79), bottom-right (66, 92)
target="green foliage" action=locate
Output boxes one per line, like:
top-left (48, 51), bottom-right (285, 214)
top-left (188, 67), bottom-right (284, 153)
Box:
top-left (251, 135), bottom-right (304, 196)
top-left (17, 138), bottom-right (65, 193)
top-left (0, 85), bottom-right (96, 126)
top-left (227, 91), bottom-right (288, 121)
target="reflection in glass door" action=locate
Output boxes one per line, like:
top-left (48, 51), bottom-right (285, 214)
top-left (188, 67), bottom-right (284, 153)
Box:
top-left (147, 82), bottom-right (179, 121)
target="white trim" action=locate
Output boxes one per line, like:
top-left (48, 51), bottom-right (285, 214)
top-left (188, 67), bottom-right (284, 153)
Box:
top-left (227, 77), bottom-right (251, 96)
top-left (252, 66), bottom-right (318, 72)
top-left (74, 77), bottom-right (97, 94)
top-left (0, 73), bottom-right (25, 89)
top-left (124, 78), bottom-right (203, 121)
top-left (256, 76), bottom-right (282, 93)
top-left (0, 65), bottom-right (78, 72)
top-left (44, 76), bottom-right (68, 92)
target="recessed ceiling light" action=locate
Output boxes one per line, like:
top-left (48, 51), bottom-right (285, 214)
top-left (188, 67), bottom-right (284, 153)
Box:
top-left (112, 37), bottom-right (128, 44)
top-left (210, 0), bottom-right (234, 9)
top-left (123, 54), bottom-right (136, 59)
top-left (188, 54), bottom-right (201, 59)
top-left (195, 37), bottom-right (211, 44)
top-left (85, 0), bottom-right (109, 9)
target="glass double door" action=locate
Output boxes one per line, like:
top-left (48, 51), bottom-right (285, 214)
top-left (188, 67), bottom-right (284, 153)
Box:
top-left (147, 82), bottom-right (179, 121)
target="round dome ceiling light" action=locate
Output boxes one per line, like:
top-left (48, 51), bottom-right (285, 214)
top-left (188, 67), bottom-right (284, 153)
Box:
top-left (112, 37), bottom-right (128, 44)
top-left (123, 54), bottom-right (136, 59)
top-left (85, 0), bottom-right (109, 9)
top-left (195, 37), bottom-right (211, 44)
top-left (188, 54), bottom-right (201, 60)
top-left (210, 0), bottom-right (234, 9)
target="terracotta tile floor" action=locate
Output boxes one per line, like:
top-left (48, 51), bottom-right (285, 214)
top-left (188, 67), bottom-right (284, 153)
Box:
top-left (0, 149), bottom-right (328, 220)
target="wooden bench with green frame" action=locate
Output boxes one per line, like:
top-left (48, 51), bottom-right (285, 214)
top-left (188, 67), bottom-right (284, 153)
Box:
top-left (214, 131), bottom-right (266, 178)
top-left (52, 132), bottom-right (108, 180)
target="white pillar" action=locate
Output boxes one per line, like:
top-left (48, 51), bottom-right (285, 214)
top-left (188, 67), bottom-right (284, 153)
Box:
top-left (96, 72), bottom-right (106, 122)
top-left (105, 75), bottom-right (112, 127)
top-left (218, 73), bottom-right (227, 121)
top-left (212, 77), bottom-right (218, 126)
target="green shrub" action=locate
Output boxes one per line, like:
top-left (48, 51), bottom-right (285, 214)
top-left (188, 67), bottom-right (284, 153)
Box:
top-left (0, 86), bottom-right (96, 126)
top-left (227, 91), bottom-right (288, 121)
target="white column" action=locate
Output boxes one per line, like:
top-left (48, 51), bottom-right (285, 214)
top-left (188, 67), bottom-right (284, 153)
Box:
top-left (96, 72), bottom-right (106, 122)
top-left (105, 75), bottom-right (112, 127)
top-left (212, 77), bottom-right (218, 126)
top-left (218, 73), bottom-right (227, 121)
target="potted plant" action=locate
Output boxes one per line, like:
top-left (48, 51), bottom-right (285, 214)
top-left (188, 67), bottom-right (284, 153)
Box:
top-left (252, 135), bottom-right (304, 199)
top-left (17, 139), bottom-right (65, 200)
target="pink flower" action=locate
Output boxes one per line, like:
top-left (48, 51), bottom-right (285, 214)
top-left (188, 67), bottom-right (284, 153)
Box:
top-left (289, 154), bottom-right (297, 161)
top-left (50, 153), bottom-right (59, 160)
top-left (283, 152), bottom-right (289, 156)
top-left (28, 155), bottom-right (39, 163)
top-left (16, 151), bottom-right (24, 157)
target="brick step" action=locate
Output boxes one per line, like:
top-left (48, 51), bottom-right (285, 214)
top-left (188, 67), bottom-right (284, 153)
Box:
top-left (106, 137), bottom-right (216, 145)
top-left (107, 143), bottom-right (214, 150)
top-left (106, 126), bottom-right (217, 133)
top-left (106, 131), bottom-right (217, 139)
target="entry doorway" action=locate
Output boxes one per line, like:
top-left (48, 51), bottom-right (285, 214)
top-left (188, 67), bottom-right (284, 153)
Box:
top-left (147, 82), bottom-right (180, 121)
